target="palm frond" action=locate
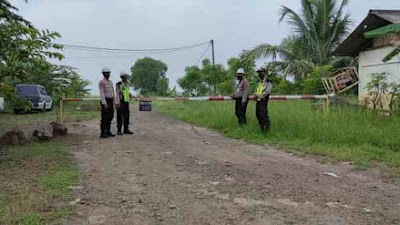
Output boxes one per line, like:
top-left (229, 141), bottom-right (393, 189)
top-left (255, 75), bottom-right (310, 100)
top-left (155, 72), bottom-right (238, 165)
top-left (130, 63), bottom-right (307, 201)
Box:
top-left (249, 44), bottom-right (298, 61)
top-left (254, 0), bottom-right (352, 77)
top-left (285, 59), bottom-right (315, 77)
top-left (327, 0), bottom-right (352, 51)
top-left (315, 0), bottom-right (335, 39)
top-left (279, 6), bottom-right (309, 35)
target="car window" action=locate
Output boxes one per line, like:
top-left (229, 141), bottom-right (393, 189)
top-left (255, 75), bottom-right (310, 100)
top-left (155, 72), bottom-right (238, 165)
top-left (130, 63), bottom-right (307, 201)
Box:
top-left (17, 86), bottom-right (38, 95)
top-left (39, 87), bottom-right (49, 96)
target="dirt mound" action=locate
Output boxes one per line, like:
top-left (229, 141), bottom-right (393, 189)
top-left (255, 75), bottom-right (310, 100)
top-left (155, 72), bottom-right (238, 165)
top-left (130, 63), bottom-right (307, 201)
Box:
top-left (32, 122), bottom-right (68, 141)
top-left (51, 122), bottom-right (68, 137)
top-left (329, 96), bottom-right (350, 106)
top-left (0, 129), bottom-right (28, 146)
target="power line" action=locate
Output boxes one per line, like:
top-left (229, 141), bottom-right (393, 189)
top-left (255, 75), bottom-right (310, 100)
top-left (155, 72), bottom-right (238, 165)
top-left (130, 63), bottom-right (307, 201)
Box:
top-left (66, 48), bottom-right (191, 60)
top-left (58, 41), bottom-right (210, 53)
top-left (195, 44), bottom-right (211, 65)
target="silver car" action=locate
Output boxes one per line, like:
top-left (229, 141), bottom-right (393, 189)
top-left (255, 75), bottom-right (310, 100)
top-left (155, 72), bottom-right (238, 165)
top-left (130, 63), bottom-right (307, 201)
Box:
top-left (14, 84), bottom-right (53, 113)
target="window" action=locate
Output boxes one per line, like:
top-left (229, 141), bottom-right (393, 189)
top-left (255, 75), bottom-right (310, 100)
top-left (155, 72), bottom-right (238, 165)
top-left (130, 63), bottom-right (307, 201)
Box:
top-left (39, 87), bottom-right (48, 96)
top-left (17, 85), bottom-right (38, 95)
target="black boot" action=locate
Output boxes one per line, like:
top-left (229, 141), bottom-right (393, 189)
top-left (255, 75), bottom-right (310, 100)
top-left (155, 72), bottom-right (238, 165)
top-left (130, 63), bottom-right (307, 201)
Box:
top-left (117, 129), bottom-right (123, 135)
top-left (261, 125), bottom-right (269, 134)
top-left (100, 132), bottom-right (108, 139)
top-left (106, 131), bottom-right (115, 137)
top-left (124, 130), bottom-right (134, 135)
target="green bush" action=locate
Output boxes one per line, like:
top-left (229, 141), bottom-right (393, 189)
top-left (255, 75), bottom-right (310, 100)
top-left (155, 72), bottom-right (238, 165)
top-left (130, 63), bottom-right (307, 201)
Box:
top-left (302, 66), bottom-right (331, 95)
top-left (273, 78), bottom-right (302, 95)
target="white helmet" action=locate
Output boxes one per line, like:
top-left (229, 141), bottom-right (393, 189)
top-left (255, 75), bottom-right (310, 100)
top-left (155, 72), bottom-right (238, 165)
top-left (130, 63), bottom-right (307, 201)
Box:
top-left (120, 71), bottom-right (129, 78)
top-left (236, 68), bottom-right (246, 75)
top-left (102, 67), bottom-right (111, 73)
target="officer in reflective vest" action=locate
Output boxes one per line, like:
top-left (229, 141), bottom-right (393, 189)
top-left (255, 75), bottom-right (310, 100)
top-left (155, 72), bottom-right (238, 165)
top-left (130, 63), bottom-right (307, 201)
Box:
top-left (115, 72), bottom-right (134, 135)
top-left (254, 68), bottom-right (273, 133)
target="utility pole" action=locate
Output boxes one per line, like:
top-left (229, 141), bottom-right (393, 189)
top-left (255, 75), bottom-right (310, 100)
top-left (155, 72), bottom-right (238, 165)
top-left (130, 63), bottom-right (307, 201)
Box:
top-left (210, 39), bottom-right (217, 94)
top-left (211, 39), bottom-right (215, 66)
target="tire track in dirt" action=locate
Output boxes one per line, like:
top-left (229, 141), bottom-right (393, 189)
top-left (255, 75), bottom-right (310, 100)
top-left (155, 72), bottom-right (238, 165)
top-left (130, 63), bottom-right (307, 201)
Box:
top-left (64, 110), bottom-right (400, 225)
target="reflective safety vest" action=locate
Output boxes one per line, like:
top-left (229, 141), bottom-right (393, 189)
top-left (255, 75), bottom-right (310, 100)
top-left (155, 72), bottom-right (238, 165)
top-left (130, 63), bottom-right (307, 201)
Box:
top-left (122, 85), bottom-right (130, 102)
top-left (256, 82), bottom-right (266, 95)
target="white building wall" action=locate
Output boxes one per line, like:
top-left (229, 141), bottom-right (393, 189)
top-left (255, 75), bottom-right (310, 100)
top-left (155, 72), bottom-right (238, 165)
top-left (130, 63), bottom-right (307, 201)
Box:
top-left (359, 45), bottom-right (400, 95)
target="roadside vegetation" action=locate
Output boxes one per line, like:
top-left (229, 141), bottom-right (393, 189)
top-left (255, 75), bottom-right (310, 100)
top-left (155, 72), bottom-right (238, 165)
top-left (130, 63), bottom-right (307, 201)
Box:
top-left (0, 1), bottom-right (90, 111)
top-left (0, 142), bottom-right (79, 224)
top-left (0, 3), bottom-right (102, 224)
top-left (0, 102), bottom-right (99, 135)
top-left (156, 101), bottom-right (400, 171)
top-left (0, 101), bottom-right (98, 224)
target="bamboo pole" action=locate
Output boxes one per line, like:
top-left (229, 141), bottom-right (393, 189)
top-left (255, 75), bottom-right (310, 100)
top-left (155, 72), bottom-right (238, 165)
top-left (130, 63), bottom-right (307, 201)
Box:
top-left (60, 98), bottom-right (64, 125)
top-left (325, 95), bottom-right (330, 112)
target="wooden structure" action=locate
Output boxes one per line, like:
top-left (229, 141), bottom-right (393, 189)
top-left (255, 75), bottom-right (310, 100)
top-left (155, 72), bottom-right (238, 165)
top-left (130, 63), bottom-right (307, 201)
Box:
top-left (322, 67), bottom-right (360, 94)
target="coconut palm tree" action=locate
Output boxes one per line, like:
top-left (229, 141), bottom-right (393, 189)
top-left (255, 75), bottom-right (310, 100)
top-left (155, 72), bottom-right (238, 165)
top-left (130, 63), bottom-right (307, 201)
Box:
top-left (250, 0), bottom-right (352, 77)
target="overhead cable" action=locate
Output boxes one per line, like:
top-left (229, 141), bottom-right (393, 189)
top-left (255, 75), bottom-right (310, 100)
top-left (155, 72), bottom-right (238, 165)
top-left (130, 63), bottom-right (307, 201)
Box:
top-left (58, 41), bottom-right (210, 53)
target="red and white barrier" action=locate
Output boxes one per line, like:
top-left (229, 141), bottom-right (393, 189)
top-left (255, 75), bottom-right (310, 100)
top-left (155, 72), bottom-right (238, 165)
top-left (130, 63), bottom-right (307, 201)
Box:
top-left (60, 94), bottom-right (333, 124)
top-left (149, 94), bottom-right (333, 101)
top-left (62, 94), bottom-right (333, 102)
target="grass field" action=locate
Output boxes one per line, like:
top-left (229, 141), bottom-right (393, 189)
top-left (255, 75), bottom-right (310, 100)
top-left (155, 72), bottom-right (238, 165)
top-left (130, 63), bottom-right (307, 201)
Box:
top-left (0, 142), bottom-right (79, 224)
top-left (0, 102), bottom-right (99, 224)
top-left (155, 100), bottom-right (400, 170)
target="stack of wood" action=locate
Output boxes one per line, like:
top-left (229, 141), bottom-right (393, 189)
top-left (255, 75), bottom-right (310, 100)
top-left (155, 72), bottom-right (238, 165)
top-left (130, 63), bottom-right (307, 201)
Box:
top-left (322, 67), bottom-right (359, 94)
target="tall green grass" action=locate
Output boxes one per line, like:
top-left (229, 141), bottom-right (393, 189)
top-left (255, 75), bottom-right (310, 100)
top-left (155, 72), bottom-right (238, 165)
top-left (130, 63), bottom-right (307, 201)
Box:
top-left (155, 101), bottom-right (400, 168)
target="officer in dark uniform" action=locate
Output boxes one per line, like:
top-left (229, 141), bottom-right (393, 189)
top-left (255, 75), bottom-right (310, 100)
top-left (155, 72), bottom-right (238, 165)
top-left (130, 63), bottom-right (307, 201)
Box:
top-left (254, 68), bottom-right (273, 133)
top-left (115, 72), bottom-right (134, 135)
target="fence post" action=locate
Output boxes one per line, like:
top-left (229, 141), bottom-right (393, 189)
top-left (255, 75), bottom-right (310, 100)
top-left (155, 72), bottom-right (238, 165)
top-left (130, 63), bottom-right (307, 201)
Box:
top-left (60, 98), bottom-right (64, 125)
top-left (325, 95), bottom-right (330, 112)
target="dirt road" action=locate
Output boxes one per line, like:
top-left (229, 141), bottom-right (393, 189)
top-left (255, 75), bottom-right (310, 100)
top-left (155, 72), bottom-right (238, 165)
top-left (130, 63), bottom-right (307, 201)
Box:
top-left (65, 110), bottom-right (400, 225)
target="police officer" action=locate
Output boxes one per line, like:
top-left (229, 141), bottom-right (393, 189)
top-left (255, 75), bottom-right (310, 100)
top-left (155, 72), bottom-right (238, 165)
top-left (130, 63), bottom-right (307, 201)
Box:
top-left (99, 67), bottom-right (115, 138)
top-left (232, 68), bottom-right (249, 125)
top-left (254, 68), bottom-right (273, 133)
top-left (115, 72), bottom-right (134, 135)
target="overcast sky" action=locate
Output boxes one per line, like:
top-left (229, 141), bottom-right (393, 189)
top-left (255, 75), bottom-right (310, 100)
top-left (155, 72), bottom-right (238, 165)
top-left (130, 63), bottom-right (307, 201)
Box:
top-left (11, 0), bottom-right (400, 94)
